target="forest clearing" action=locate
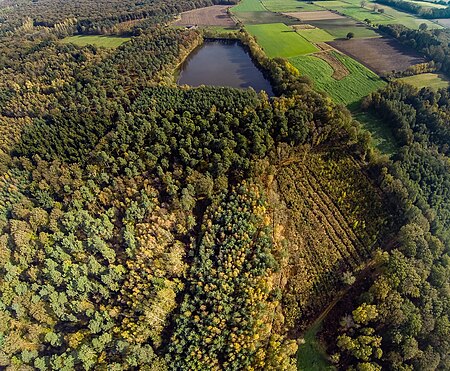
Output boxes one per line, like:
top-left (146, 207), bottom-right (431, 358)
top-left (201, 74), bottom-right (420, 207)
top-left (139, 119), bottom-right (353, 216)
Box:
top-left (173, 5), bottom-right (236, 27)
top-left (61, 35), bottom-right (130, 48)
top-left (397, 72), bottom-right (450, 89)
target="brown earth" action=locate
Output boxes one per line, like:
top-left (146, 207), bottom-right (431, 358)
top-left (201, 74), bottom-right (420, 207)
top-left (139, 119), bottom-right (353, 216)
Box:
top-left (173, 5), bottom-right (236, 27)
top-left (329, 36), bottom-right (426, 74)
top-left (284, 10), bottom-right (346, 21)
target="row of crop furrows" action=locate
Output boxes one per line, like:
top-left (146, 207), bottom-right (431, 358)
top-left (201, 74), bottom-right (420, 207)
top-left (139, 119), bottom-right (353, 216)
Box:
top-left (305, 154), bottom-right (385, 250)
top-left (299, 163), bottom-right (372, 258)
top-left (282, 164), bottom-right (365, 268)
top-left (276, 165), bottom-right (364, 310)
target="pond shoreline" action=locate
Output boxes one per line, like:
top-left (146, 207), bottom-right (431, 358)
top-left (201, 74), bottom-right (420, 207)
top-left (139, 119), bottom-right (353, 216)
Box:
top-left (176, 38), bottom-right (275, 95)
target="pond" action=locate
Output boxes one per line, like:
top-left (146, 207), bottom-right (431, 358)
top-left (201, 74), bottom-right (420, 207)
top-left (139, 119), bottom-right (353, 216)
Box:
top-left (177, 40), bottom-right (274, 95)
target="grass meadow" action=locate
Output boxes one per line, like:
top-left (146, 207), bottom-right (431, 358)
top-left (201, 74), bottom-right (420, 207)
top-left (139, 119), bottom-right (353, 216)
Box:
top-left (289, 52), bottom-right (385, 105)
top-left (246, 23), bottom-right (319, 57)
top-left (296, 27), bottom-right (335, 42)
top-left (61, 35), bottom-right (130, 48)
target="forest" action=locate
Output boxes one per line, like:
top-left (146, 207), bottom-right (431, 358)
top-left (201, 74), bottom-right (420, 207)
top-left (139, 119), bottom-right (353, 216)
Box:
top-left (0, 0), bottom-right (449, 369)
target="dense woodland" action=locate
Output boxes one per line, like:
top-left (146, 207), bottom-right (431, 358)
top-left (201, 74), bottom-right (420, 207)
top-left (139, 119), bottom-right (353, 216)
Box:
top-left (0, 0), bottom-right (239, 35)
top-left (327, 83), bottom-right (450, 370)
top-left (0, 0), bottom-right (449, 370)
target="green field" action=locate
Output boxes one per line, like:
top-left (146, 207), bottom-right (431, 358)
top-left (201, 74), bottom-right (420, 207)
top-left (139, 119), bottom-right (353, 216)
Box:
top-left (398, 73), bottom-right (450, 89)
top-left (289, 51), bottom-right (385, 105)
top-left (297, 322), bottom-right (335, 371)
top-left (263, 0), bottom-right (323, 11)
top-left (232, 0), bottom-right (266, 12)
top-left (247, 23), bottom-right (319, 57)
top-left (61, 35), bottom-right (130, 48)
top-left (296, 28), bottom-right (335, 42)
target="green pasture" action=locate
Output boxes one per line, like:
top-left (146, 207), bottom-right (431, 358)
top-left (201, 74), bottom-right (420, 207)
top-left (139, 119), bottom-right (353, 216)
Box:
top-left (398, 73), bottom-right (450, 89)
top-left (296, 27), bottom-right (335, 42)
top-left (61, 35), bottom-right (130, 48)
top-left (263, 0), bottom-right (323, 12)
top-left (289, 51), bottom-right (385, 105)
top-left (232, 0), bottom-right (267, 12)
top-left (246, 23), bottom-right (319, 57)
top-left (307, 19), bottom-right (379, 38)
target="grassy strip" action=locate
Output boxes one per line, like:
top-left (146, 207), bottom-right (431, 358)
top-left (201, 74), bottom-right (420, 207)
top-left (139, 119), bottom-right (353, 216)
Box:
top-left (61, 35), bottom-right (130, 48)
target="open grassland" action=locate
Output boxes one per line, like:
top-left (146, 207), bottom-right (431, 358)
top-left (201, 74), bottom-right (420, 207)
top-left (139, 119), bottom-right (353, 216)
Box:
top-left (270, 150), bottom-right (389, 332)
top-left (285, 10), bottom-right (346, 20)
top-left (289, 51), bottom-right (385, 105)
top-left (296, 27), bottom-right (335, 41)
top-left (61, 35), bottom-right (130, 48)
top-left (307, 18), bottom-right (379, 38)
top-left (232, 0), bottom-right (266, 12)
top-left (173, 5), bottom-right (236, 27)
top-left (263, 0), bottom-right (323, 12)
top-left (398, 72), bottom-right (450, 89)
top-left (330, 37), bottom-right (425, 74)
top-left (246, 23), bottom-right (319, 57)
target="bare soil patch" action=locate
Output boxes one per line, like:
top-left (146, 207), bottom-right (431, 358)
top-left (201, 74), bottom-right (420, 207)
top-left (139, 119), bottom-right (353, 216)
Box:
top-left (316, 52), bottom-right (349, 80)
top-left (284, 10), bottom-right (345, 21)
top-left (329, 37), bottom-right (425, 74)
top-left (173, 5), bottom-right (236, 27)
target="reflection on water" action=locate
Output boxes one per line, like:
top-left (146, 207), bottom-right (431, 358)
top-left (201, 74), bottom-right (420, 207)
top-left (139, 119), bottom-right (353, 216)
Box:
top-left (178, 40), bottom-right (274, 96)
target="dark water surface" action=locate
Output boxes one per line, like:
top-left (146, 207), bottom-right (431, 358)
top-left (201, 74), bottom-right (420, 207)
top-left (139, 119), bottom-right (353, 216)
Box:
top-left (178, 40), bottom-right (274, 95)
